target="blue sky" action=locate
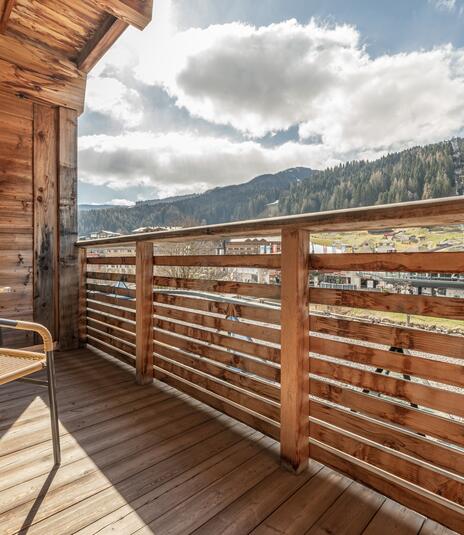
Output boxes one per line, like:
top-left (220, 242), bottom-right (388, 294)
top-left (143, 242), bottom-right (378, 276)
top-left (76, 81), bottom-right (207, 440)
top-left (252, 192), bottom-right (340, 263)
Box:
top-left (78, 0), bottom-right (464, 205)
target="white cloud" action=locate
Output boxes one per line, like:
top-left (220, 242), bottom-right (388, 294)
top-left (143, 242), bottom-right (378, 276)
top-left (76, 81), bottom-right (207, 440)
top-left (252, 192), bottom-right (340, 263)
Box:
top-left (108, 199), bottom-right (136, 206)
top-left (78, 131), bottom-right (337, 191)
top-left (85, 76), bottom-right (143, 127)
top-left (429, 0), bottom-right (456, 11)
top-left (132, 18), bottom-right (464, 152)
top-left (80, 9), bottom-right (464, 199)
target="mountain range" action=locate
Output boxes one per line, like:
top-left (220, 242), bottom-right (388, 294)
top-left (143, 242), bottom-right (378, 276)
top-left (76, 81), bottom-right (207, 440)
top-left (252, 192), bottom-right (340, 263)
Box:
top-left (79, 138), bottom-right (464, 235)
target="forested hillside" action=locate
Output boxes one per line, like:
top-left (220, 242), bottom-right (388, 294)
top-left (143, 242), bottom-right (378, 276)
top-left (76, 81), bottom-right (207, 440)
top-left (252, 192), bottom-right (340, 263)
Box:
top-left (79, 167), bottom-right (311, 234)
top-left (278, 139), bottom-right (460, 215)
top-left (79, 139), bottom-right (463, 235)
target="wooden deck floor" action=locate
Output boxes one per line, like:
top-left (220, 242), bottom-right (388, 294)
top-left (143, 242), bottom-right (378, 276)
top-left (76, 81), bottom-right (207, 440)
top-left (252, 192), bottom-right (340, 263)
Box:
top-left (0, 347), bottom-right (457, 535)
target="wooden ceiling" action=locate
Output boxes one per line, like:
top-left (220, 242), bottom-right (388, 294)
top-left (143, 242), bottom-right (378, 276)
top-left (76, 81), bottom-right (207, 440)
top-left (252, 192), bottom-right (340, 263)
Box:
top-left (0, 0), bottom-right (153, 112)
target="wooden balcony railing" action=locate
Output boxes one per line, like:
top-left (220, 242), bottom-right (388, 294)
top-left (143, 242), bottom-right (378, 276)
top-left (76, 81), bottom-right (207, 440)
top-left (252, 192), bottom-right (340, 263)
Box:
top-left (77, 196), bottom-right (464, 534)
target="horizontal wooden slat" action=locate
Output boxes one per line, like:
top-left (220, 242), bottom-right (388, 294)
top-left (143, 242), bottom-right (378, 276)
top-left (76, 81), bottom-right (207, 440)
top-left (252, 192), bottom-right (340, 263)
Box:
top-left (311, 356), bottom-right (464, 417)
top-left (310, 315), bottom-right (464, 361)
top-left (311, 336), bottom-right (464, 388)
top-left (155, 367), bottom-right (280, 440)
top-left (87, 325), bottom-right (135, 356)
top-left (154, 318), bottom-right (280, 363)
top-left (87, 318), bottom-right (136, 344)
top-left (154, 342), bottom-right (280, 402)
top-left (155, 356), bottom-right (280, 422)
top-left (86, 336), bottom-right (136, 367)
top-left (310, 378), bottom-right (464, 447)
top-left (309, 420), bottom-right (464, 505)
top-left (154, 304), bottom-right (280, 344)
top-left (86, 271), bottom-right (136, 284)
top-left (155, 330), bottom-right (280, 383)
top-left (87, 257), bottom-right (135, 265)
top-left (310, 400), bottom-right (464, 476)
top-left (86, 300), bottom-right (136, 322)
top-left (309, 442), bottom-right (464, 534)
top-left (154, 293), bottom-right (280, 325)
top-left (153, 254), bottom-right (281, 269)
top-left (153, 276), bottom-right (280, 299)
top-left (86, 291), bottom-right (136, 310)
top-left (86, 283), bottom-right (136, 299)
top-left (87, 310), bottom-right (136, 334)
top-left (311, 288), bottom-right (464, 321)
top-left (311, 252), bottom-right (464, 273)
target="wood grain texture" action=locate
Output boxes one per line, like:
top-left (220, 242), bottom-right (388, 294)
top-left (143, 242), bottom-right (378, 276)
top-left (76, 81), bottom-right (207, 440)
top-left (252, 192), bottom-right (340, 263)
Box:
top-left (33, 103), bottom-right (58, 338)
top-left (94, 0), bottom-right (152, 29)
top-left (310, 400), bottom-right (464, 476)
top-left (310, 378), bottom-right (464, 447)
top-left (58, 107), bottom-right (79, 350)
top-left (311, 336), bottom-right (464, 388)
top-left (77, 15), bottom-right (128, 72)
top-left (0, 0), bottom-right (14, 32)
top-left (154, 318), bottom-right (281, 363)
top-left (280, 228), bottom-right (310, 473)
top-left (310, 314), bottom-right (464, 361)
top-left (0, 33), bottom-right (86, 111)
top-left (311, 287), bottom-right (464, 321)
top-left (136, 241), bottom-right (153, 384)
top-left (311, 251), bottom-right (464, 273)
top-left (153, 275), bottom-right (281, 299)
top-left (153, 304), bottom-right (280, 344)
top-left (309, 442), bottom-right (464, 534)
top-left (0, 91), bottom-right (33, 348)
top-left (154, 292), bottom-right (280, 325)
top-left (153, 254), bottom-right (281, 269)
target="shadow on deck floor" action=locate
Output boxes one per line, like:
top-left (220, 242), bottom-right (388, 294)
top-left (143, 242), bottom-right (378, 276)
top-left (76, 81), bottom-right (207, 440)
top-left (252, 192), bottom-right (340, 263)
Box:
top-left (0, 347), bottom-right (457, 535)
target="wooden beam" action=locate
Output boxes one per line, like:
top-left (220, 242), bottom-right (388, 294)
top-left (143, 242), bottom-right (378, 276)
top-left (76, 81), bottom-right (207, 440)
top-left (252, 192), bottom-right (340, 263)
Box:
top-left (0, 0), bottom-right (15, 33)
top-left (280, 228), bottom-right (310, 473)
top-left (94, 0), bottom-right (152, 30)
top-left (136, 241), bottom-right (154, 384)
top-left (33, 103), bottom-right (58, 339)
top-left (0, 33), bottom-right (86, 112)
top-left (77, 15), bottom-right (128, 73)
top-left (57, 107), bottom-right (79, 350)
top-left (311, 251), bottom-right (464, 273)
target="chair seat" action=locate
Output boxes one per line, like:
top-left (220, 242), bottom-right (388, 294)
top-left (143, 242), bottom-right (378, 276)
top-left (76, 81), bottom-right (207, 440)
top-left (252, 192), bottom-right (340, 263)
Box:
top-left (0, 349), bottom-right (46, 385)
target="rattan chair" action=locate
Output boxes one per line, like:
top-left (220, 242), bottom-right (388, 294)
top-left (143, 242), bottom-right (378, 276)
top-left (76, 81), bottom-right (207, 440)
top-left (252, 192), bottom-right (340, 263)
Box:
top-left (0, 319), bottom-right (60, 466)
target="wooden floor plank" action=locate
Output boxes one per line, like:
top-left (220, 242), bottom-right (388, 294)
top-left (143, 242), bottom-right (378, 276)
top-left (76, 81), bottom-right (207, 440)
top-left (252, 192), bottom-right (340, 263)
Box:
top-left (0, 409), bottom-right (226, 532)
top-left (251, 466), bottom-right (352, 535)
top-left (133, 437), bottom-right (279, 535)
top-left (45, 429), bottom-right (265, 534)
top-left (305, 481), bottom-right (385, 535)
top-left (419, 519), bottom-right (460, 535)
top-left (363, 499), bottom-right (425, 535)
top-left (192, 461), bottom-right (324, 535)
top-left (0, 348), bottom-right (457, 535)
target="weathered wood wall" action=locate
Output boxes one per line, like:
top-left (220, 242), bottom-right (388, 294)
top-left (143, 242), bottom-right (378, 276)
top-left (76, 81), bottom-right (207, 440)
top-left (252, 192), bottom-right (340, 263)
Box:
top-left (0, 91), bottom-right (34, 347)
top-left (0, 90), bottom-right (79, 349)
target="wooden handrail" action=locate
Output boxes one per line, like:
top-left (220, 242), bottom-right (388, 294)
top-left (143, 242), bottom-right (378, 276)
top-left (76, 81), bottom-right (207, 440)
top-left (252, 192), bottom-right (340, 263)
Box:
top-left (77, 195), bottom-right (464, 247)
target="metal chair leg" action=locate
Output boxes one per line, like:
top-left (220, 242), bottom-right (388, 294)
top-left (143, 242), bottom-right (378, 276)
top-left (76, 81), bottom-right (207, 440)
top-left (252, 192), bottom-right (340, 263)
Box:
top-left (46, 351), bottom-right (61, 466)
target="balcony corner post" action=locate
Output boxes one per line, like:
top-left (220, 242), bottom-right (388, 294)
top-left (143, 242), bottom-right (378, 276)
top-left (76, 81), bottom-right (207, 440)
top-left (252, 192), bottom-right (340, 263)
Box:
top-left (280, 227), bottom-right (310, 473)
top-left (136, 241), bottom-right (154, 384)
top-left (78, 247), bottom-right (87, 347)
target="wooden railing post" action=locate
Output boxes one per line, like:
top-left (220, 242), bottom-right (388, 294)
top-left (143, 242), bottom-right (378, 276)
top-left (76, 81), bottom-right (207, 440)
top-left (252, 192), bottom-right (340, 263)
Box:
top-left (280, 228), bottom-right (310, 473)
top-left (78, 247), bottom-right (87, 346)
top-left (136, 241), bottom-right (154, 384)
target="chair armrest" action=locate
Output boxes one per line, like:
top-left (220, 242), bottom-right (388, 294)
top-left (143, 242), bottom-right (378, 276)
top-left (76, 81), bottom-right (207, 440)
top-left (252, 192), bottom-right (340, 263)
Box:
top-left (0, 319), bottom-right (54, 352)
